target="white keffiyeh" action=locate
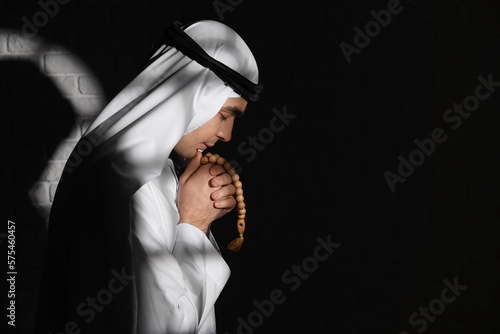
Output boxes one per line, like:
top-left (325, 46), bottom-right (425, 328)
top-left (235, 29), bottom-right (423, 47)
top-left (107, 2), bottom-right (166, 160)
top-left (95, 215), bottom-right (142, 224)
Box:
top-left (86, 20), bottom-right (259, 333)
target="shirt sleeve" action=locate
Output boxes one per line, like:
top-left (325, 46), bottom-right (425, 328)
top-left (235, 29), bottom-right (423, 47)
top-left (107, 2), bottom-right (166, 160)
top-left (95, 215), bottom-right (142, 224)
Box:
top-left (131, 181), bottom-right (231, 334)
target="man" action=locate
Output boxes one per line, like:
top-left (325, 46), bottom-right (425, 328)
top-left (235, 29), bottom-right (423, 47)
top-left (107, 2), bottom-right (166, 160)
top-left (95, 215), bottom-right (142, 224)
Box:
top-left (35, 20), bottom-right (262, 333)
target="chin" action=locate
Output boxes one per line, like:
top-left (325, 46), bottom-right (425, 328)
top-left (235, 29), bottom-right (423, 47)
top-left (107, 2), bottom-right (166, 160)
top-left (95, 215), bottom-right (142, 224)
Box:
top-left (173, 148), bottom-right (190, 159)
top-left (188, 148), bottom-right (201, 159)
top-left (182, 151), bottom-right (196, 159)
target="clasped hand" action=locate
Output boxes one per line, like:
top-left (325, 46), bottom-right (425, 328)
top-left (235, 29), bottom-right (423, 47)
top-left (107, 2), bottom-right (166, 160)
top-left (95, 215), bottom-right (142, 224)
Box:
top-left (177, 151), bottom-right (236, 235)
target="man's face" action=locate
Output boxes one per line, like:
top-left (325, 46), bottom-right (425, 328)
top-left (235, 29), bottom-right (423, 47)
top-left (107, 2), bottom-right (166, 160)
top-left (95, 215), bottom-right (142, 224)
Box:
top-left (174, 97), bottom-right (248, 159)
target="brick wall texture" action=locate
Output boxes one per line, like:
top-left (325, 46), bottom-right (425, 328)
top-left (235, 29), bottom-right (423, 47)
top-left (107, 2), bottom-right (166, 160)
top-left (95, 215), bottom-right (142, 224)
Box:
top-left (2, 0), bottom-right (500, 333)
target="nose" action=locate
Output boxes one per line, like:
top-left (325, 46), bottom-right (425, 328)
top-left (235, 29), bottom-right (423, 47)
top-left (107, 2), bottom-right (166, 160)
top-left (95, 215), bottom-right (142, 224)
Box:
top-left (216, 122), bottom-right (233, 142)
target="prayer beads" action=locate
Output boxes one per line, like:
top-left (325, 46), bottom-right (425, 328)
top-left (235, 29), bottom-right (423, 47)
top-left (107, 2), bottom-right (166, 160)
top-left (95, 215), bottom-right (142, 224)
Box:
top-left (201, 152), bottom-right (245, 252)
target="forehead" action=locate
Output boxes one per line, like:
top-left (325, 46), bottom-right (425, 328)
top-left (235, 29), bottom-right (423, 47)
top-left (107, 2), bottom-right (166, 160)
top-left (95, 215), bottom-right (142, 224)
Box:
top-left (222, 97), bottom-right (248, 116)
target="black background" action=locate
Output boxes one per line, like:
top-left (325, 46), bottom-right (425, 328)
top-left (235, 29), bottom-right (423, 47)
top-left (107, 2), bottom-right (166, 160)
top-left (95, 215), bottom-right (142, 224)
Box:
top-left (2, 0), bottom-right (500, 333)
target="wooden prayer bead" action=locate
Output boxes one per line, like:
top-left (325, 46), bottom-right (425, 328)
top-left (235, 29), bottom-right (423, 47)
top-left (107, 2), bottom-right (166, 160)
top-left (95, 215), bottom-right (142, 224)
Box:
top-left (201, 152), bottom-right (246, 252)
top-left (217, 157), bottom-right (226, 165)
top-left (237, 220), bottom-right (245, 233)
top-left (209, 155), bottom-right (218, 163)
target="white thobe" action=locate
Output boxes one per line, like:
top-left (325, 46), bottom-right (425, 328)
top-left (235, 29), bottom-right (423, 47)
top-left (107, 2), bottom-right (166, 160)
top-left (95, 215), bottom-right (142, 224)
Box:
top-left (131, 158), bottom-right (230, 334)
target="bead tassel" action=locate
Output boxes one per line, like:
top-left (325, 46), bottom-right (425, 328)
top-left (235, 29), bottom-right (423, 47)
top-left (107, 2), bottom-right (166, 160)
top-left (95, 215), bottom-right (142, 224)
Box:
top-left (201, 152), bottom-right (246, 252)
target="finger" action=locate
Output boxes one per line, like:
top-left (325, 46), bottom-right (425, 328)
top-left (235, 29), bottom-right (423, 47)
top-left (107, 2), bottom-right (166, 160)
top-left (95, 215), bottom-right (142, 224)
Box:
top-left (209, 173), bottom-right (232, 187)
top-left (179, 151), bottom-right (201, 185)
top-left (211, 184), bottom-right (235, 201)
top-left (214, 196), bottom-right (236, 209)
top-left (209, 164), bottom-right (225, 176)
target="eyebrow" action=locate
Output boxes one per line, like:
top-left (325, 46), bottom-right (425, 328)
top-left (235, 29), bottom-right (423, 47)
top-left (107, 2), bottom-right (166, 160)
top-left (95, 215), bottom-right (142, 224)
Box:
top-left (222, 106), bottom-right (246, 117)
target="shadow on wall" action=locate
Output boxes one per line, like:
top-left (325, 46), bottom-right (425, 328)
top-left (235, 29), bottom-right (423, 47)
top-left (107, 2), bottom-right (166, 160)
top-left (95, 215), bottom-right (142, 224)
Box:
top-left (1, 59), bottom-right (76, 333)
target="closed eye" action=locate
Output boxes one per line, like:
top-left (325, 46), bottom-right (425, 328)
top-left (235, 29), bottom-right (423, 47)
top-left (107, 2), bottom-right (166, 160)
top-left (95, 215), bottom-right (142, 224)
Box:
top-left (220, 113), bottom-right (227, 121)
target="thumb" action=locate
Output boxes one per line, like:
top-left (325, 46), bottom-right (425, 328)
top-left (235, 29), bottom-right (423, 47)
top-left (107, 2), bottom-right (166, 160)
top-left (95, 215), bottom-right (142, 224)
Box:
top-left (180, 151), bottom-right (202, 184)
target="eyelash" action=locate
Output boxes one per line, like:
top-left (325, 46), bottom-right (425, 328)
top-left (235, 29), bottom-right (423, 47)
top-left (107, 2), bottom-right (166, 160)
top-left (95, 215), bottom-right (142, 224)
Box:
top-left (220, 113), bottom-right (227, 121)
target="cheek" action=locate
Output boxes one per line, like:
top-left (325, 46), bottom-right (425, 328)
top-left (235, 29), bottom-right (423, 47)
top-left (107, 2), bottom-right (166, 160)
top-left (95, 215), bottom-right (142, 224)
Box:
top-left (204, 122), bottom-right (221, 138)
top-left (189, 128), bottom-right (214, 145)
top-left (222, 118), bottom-right (235, 134)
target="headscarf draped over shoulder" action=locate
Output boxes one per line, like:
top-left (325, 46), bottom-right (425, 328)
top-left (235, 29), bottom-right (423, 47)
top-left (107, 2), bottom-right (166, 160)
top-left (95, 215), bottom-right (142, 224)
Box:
top-left (35, 20), bottom-right (260, 334)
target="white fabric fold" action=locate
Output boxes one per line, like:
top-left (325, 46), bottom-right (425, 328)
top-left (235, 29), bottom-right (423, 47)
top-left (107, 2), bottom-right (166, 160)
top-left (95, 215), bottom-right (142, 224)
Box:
top-left (84, 20), bottom-right (259, 188)
top-left (131, 174), bottom-right (230, 333)
top-left (88, 20), bottom-right (259, 333)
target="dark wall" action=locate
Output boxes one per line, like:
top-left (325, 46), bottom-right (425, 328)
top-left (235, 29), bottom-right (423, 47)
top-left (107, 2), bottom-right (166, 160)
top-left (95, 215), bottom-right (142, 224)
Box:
top-left (2, 0), bottom-right (500, 333)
